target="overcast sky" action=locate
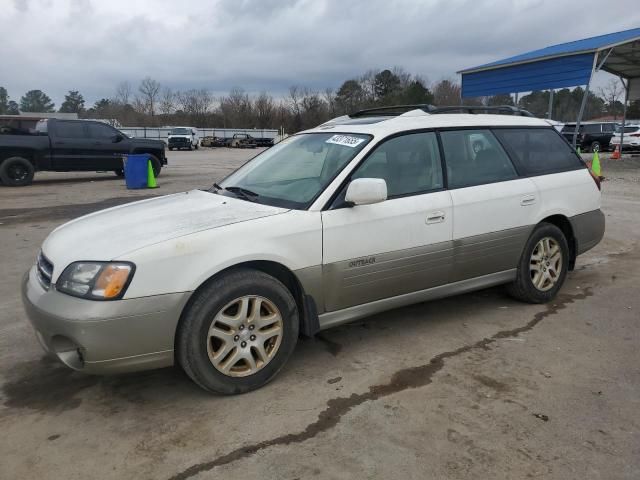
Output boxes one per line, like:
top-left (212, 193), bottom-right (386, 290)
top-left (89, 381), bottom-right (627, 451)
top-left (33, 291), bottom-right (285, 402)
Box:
top-left (2, 0), bottom-right (639, 106)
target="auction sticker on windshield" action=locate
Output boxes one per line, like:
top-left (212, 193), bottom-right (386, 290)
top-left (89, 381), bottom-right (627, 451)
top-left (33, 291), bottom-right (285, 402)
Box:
top-left (326, 135), bottom-right (365, 148)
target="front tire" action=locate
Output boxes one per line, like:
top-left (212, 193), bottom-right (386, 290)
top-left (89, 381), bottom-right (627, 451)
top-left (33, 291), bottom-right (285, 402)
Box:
top-left (507, 223), bottom-right (569, 303)
top-left (177, 269), bottom-right (299, 394)
top-left (148, 154), bottom-right (162, 177)
top-left (0, 156), bottom-right (35, 186)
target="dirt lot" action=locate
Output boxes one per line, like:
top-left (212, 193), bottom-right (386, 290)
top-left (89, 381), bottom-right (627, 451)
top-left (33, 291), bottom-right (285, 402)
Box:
top-left (1, 149), bottom-right (639, 479)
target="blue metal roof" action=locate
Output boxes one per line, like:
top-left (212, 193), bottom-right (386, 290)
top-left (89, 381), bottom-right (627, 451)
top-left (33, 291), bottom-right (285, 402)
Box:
top-left (459, 28), bottom-right (640, 98)
top-left (462, 53), bottom-right (595, 97)
top-left (460, 28), bottom-right (640, 73)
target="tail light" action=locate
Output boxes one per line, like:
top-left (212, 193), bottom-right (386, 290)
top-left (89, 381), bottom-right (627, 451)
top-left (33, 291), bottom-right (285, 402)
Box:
top-left (629, 133), bottom-right (640, 137)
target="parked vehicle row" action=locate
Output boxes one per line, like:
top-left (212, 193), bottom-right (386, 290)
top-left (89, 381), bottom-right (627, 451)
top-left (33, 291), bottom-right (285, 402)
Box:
top-left (560, 121), bottom-right (618, 152)
top-left (0, 119), bottom-right (166, 186)
top-left (610, 124), bottom-right (640, 150)
top-left (200, 133), bottom-right (275, 149)
top-left (22, 105), bottom-right (604, 394)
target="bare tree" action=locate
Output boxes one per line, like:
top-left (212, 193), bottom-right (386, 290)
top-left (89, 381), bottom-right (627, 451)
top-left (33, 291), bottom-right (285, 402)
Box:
top-left (323, 88), bottom-right (337, 117)
top-left (159, 88), bottom-right (175, 117)
top-left (433, 78), bottom-right (461, 106)
top-left (300, 88), bottom-right (327, 129)
top-left (359, 69), bottom-right (379, 104)
top-left (177, 89), bottom-right (213, 124)
top-left (219, 87), bottom-right (252, 127)
top-left (254, 91), bottom-right (275, 129)
top-left (138, 77), bottom-right (161, 117)
top-left (114, 81), bottom-right (132, 105)
top-left (599, 78), bottom-right (625, 119)
top-left (391, 66), bottom-right (412, 90)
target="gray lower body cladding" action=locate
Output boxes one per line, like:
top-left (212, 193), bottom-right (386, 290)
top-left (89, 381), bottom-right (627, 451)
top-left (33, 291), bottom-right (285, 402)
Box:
top-left (570, 209), bottom-right (605, 255)
top-left (22, 267), bottom-right (192, 373)
top-left (319, 225), bottom-right (531, 312)
top-left (299, 209), bottom-right (604, 327)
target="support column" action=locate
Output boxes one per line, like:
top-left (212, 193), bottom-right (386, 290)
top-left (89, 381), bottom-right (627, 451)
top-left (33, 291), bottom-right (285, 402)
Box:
top-left (573, 53), bottom-right (599, 148)
top-left (619, 78), bottom-right (630, 155)
top-left (547, 89), bottom-right (554, 119)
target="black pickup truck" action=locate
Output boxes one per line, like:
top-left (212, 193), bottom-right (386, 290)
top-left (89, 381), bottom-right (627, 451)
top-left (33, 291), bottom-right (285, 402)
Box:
top-left (0, 118), bottom-right (166, 186)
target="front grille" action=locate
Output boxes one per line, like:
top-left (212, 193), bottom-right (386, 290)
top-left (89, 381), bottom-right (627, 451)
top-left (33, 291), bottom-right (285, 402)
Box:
top-left (36, 252), bottom-right (53, 290)
top-left (169, 137), bottom-right (189, 144)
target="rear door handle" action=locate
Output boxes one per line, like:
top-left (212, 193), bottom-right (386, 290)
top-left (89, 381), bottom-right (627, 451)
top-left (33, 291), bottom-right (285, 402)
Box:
top-left (426, 211), bottom-right (446, 224)
top-left (520, 195), bottom-right (536, 206)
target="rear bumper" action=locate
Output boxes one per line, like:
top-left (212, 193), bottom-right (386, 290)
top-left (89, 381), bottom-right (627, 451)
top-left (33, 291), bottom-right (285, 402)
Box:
top-left (570, 209), bottom-right (605, 255)
top-left (21, 266), bottom-right (191, 374)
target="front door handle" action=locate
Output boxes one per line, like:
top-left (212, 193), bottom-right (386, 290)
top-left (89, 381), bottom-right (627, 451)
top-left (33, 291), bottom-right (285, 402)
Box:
top-left (521, 195), bottom-right (536, 206)
top-left (426, 211), bottom-right (446, 224)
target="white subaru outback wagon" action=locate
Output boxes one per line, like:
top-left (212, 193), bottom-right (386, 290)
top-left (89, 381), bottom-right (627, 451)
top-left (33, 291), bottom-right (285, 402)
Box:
top-left (22, 106), bottom-right (605, 394)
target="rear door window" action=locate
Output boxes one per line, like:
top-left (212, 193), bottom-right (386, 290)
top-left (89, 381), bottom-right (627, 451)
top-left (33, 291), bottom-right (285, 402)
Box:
top-left (54, 121), bottom-right (86, 138)
top-left (440, 129), bottom-right (517, 189)
top-left (493, 128), bottom-right (583, 176)
top-left (88, 122), bottom-right (117, 139)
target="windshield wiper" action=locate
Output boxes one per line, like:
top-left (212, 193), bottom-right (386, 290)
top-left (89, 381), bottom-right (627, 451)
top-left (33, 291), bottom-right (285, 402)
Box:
top-left (224, 186), bottom-right (260, 202)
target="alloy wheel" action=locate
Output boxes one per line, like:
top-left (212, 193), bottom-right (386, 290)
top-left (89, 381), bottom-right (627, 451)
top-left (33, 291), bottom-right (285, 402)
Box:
top-left (206, 296), bottom-right (283, 377)
top-left (530, 236), bottom-right (562, 292)
top-left (9, 163), bottom-right (28, 181)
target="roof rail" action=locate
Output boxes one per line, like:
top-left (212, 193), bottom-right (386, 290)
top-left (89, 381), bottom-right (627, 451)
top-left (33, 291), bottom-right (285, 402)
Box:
top-left (430, 105), bottom-right (535, 117)
top-left (348, 104), bottom-right (535, 118)
top-left (349, 104), bottom-right (435, 118)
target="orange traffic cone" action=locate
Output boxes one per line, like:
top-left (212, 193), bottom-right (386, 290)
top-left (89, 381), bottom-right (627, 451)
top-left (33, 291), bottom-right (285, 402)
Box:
top-left (611, 144), bottom-right (620, 160)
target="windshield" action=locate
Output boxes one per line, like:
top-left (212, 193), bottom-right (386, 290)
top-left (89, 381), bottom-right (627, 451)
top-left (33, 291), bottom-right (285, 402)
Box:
top-left (170, 128), bottom-right (192, 135)
top-left (219, 132), bottom-right (371, 209)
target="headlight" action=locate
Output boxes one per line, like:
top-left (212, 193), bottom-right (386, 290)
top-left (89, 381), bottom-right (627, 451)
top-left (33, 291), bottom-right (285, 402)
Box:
top-left (56, 262), bottom-right (135, 300)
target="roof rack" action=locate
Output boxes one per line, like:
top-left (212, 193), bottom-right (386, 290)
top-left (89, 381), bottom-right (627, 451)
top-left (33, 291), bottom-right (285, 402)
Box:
top-left (348, 104), bottom-right (436, 118)
top-left (430, 105), bottom-right (535, 117)
top-left (348, 104), bottom-right (535, 118)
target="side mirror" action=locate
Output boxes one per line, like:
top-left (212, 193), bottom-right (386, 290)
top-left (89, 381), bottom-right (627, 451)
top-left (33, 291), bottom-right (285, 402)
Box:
top-left (113, 134), bottom-right (124, 143)
top-left (345, 178), bottom-right (387, 206)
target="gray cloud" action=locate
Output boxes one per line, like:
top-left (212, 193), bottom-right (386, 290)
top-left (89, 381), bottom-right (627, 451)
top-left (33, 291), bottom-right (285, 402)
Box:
top-left (1, 0), bottom-right (639, 106)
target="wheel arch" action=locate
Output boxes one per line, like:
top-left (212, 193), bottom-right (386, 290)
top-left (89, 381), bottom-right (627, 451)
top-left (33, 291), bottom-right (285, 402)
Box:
top-left (539, 214), bottom-right (577, 270)
top-left (174, 260), bottom-right (320, 354)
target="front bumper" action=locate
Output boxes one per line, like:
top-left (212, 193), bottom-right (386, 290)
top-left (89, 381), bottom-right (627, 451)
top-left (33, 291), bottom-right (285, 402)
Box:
top-left (21, 266), bottom-right (191, 374)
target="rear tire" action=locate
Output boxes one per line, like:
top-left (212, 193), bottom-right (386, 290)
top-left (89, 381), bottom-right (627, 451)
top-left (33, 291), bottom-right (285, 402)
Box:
top-left (114, 168), bottom-right (124, 177)
top-left (507, 223), bottom-right (569, 303)
top-left (0, 156), bottom-right (35, 186)
top-left (590, 141), bottom-right (601, 153)
top-left (177, 269), bottom-right (299, 394)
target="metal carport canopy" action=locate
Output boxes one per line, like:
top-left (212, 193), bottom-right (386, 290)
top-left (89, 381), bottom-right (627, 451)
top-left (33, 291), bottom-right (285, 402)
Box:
top-left (458, 27), bottom-right (640, 99)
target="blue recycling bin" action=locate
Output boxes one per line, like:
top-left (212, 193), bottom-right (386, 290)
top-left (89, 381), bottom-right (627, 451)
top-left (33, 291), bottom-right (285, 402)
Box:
top-left (124, 154), bottom-right (150, 189)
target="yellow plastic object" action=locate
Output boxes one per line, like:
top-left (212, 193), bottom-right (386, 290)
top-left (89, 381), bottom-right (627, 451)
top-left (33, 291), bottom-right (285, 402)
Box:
top-left (147, 160), bottom-right (158, 188)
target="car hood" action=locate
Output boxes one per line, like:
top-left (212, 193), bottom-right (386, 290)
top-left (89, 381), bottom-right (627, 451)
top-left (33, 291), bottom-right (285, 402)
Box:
top-left (42, 190), bottom-right (287, 279)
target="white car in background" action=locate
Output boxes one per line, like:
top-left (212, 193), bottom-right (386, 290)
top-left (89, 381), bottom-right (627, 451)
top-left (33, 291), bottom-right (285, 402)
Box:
top-left (610, 125), bottom-right (640, 150)
top-left (22, 106), bottom-right (605, 394)
top-left (167, 127), bottom-right (200, 151)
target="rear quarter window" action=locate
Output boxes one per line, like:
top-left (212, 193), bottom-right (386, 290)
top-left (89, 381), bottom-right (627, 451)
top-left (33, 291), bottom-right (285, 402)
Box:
top-left (493, 128), bottom-right (583, 176)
